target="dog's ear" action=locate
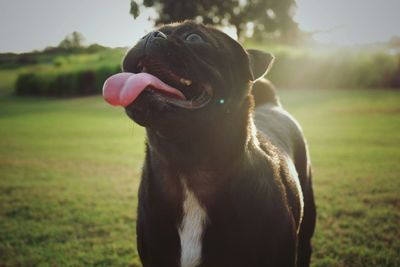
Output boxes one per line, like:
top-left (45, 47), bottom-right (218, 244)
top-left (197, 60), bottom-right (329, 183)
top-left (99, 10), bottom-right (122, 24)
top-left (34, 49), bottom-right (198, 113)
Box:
top-left (247, 49), bottom-right (274, 82)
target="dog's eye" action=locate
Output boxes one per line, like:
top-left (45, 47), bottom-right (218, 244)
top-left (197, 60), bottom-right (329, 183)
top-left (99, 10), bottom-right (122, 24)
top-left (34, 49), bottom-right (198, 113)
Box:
top-left (185, 33), bottom-right (204, 43)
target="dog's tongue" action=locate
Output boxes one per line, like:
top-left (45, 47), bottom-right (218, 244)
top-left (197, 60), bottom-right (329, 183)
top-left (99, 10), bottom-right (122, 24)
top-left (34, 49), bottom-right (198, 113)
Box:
top-left (103, 72), bottom-right (186, 107)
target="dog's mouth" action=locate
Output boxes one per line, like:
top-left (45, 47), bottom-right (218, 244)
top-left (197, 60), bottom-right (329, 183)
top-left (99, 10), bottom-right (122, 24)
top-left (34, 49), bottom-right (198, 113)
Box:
top-left (137, 59), bottom-right (213, 109)
top-left (103, 59), bottom-right (213, 109)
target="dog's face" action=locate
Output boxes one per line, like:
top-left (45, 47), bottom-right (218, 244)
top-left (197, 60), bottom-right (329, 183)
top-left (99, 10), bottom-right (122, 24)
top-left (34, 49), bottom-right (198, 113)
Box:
top-left (122, 21), bottom-right (273, 137)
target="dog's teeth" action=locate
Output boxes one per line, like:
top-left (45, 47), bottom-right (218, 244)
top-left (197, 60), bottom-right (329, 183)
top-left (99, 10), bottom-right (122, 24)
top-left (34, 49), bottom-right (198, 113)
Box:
top-left (142, 66), bottom-right (147, 72)
top-left (137, 62), bottom-right (143, 71)
top-left (180, 78), bottom-right (192, 86)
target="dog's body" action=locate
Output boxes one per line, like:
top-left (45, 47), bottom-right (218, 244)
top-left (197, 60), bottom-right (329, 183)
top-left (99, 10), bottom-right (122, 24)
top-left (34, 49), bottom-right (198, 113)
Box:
top-left (116, 21), bottom-right (316, 267)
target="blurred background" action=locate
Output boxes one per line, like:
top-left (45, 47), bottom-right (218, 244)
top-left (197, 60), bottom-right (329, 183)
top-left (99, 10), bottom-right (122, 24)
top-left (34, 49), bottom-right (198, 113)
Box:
top-left (0, 0), bottom-right (399, 266)
top-left (2, 0), bottom-right (400, 95)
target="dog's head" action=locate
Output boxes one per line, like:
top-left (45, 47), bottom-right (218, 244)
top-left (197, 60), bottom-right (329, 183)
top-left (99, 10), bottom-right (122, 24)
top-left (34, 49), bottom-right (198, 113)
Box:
top-left (118, 21), bottom-right (273, 136)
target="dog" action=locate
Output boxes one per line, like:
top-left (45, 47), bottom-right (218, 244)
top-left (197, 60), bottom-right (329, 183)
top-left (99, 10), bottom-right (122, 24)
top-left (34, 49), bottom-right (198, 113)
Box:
top-left (103, 21), bottom-right (316, 267)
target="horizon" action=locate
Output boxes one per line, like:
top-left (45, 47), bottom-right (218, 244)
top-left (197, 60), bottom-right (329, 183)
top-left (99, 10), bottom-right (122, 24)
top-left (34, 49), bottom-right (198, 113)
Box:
top-left (1, 0), bottom-right (399, 53)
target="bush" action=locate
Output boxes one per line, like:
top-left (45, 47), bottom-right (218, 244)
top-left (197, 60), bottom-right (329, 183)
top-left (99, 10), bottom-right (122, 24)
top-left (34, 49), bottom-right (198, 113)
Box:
top-left (16, 65), bottom-right (120, 97)
top-left (13, 47), bottom-right (400, 97)
top-left (267, 50), bottom-right (400, 89)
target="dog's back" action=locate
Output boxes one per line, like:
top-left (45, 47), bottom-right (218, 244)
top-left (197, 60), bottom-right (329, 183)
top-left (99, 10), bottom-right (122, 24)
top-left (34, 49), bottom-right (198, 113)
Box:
top-left (252, 79), bottom-right (316, 267)
top-left (253, 78), bottom-right (307, 167)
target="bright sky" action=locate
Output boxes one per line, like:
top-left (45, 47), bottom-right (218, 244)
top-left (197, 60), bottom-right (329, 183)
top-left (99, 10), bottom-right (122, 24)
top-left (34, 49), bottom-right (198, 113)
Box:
top-left (0, 0), bottom-right (399, 53)
top-left (295, 0), bottom-right (400, 45)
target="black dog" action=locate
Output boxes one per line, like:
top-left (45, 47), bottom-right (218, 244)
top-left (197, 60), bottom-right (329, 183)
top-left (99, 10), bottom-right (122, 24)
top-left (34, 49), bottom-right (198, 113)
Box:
top-left (119, 21), bottom-right (316, 267)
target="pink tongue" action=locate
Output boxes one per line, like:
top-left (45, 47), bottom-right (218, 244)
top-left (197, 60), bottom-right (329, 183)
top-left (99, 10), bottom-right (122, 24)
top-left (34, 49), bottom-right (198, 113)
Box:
top-left (102, 72), bottom-right (186, 107)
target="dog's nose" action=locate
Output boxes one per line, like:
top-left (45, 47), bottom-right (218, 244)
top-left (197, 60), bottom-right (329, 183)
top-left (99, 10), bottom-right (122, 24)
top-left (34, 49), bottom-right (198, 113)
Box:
top-left (140, 31), bottom-right (167, 41)
top-left (151, 31), bottom-right (167, 39)
top-left (144, 31), bottom-right (168, 50)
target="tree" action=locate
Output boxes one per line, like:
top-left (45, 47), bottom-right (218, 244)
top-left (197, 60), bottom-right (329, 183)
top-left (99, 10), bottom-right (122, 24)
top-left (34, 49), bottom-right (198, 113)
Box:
top-left (388, 36), bottom-right (400, 48)
top-left (58, 31), bottom-right (85, 50)
top-left (130, 0), bottom-right (300, 43)
top-left (130, 0), bottom-right (140, 19)
top-left (71, 31), bottom-right (85, 48)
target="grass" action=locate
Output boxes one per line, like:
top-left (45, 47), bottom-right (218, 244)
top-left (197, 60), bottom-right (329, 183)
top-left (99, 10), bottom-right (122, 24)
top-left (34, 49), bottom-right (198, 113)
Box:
top-left (0, 89), bottom-right (399, 266)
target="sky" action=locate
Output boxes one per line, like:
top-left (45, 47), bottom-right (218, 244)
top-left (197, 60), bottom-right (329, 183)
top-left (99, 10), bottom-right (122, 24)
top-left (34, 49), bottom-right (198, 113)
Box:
top-left (0, 0), bottom-right (399, 53)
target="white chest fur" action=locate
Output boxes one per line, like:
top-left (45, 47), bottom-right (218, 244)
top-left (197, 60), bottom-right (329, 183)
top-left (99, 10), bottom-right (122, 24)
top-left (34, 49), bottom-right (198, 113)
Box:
top-left (178, 180), bottom-right (207, 267)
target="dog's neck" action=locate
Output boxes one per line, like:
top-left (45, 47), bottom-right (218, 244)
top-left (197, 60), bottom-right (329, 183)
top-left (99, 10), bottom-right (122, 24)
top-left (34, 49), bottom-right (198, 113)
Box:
top-left (145, 96), bottom-right (255, 175)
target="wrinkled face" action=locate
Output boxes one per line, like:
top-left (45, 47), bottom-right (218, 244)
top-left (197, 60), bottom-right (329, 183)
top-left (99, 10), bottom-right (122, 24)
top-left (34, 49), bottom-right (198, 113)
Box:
top-left (122, 22), bottom-right (254, 134)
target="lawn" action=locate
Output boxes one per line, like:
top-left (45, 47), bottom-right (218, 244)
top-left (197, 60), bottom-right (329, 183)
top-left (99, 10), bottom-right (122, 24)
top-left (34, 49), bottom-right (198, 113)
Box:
top-left (0, 89), bottom-right (399, 267)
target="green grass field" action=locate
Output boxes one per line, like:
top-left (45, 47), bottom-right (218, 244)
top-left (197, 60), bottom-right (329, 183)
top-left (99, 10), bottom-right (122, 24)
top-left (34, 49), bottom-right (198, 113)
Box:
top-left (0, 89), bottom-right (399, 267)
